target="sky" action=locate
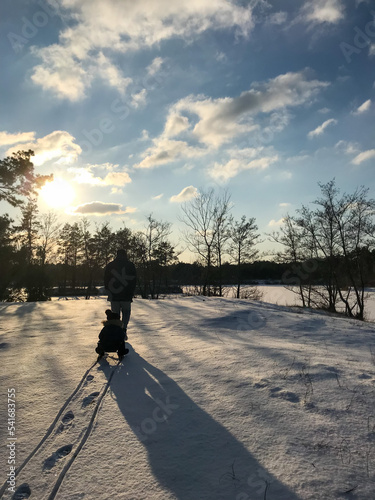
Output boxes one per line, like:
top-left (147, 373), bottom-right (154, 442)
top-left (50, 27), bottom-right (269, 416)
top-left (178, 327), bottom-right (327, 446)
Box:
top-left (1, 0), bottom-right (374, 261)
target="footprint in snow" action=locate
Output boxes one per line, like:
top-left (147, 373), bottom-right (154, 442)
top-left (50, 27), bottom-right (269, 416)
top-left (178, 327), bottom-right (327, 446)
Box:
top-left (82, 392), bottom-right (100, 407)
top-left (43, 444), bottom-right (73, 471)
top-left (253, 379), bottom-right (270, 389)
top-left (62, 410), bottom-right (75, 424)
top-left (12, 483), bottom-right (31, 499)
top-left (269, 388), bottom-right (300, 403)
top-left (269, 386), bottom-right (282, 393)
top-left (358, 373), bottom-right (372, 380)
top-left (87, 374), bottom-right (94, 381)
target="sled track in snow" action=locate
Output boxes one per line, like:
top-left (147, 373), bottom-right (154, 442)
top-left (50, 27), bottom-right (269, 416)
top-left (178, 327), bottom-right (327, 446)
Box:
top-left (0, 357), bottom-right (121, 500)
top-left (46, 360), bottom-right (120, 500)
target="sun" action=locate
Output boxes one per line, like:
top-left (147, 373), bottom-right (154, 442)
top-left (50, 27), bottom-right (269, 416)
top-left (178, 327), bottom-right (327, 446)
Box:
top-left (40, 178), bottom-right (75, 209)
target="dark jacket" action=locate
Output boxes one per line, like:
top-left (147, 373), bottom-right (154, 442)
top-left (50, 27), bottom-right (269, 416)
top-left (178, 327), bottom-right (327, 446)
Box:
top-left (98, 319), bottom-right (125, 350)
top-left (104, 256), bottom-right (137, 301)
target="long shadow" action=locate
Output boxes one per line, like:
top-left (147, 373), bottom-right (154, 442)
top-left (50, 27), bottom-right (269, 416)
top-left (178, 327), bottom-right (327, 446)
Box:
top-left (106, 345), bottom-right (302, 500)
top-left (0, 301), bottom-right (38, 318)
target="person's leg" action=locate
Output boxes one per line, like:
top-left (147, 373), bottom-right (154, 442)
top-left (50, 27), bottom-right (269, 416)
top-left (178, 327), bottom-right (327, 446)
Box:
top-left (120, 301), bottom-right (131, 330)
top-left (111, 301), bottom-right (120, 316)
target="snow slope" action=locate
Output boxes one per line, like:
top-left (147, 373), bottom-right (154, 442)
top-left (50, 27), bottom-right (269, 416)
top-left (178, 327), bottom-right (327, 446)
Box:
top-left (0, 297), bottom-right (375, 499)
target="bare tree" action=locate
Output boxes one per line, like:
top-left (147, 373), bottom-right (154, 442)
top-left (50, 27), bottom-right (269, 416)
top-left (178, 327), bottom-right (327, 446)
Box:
top-left (319, 181), bottom-right (375, 319)
top-left (228, 215), bottom-right (260, 298)
top-left (269, 214), bottom-right (310, 307)
top-left (295, 202), bottom-right (339, 312)
top-left (180, 188), bottom-right (232, 296)
top-left (272, 180), bottom-right (375, 319)
top-left (37, 212), bottom-right (60, 266)
top-left (140, 214), bottom-right (174, 298)
top-left (213, 190), bottom-right (232, 296)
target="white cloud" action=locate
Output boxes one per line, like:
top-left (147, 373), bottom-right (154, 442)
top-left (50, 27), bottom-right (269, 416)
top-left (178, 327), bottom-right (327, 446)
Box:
top-left (70, 201), bottom-right (136, 215)
top-left (168, 71), bottom-right (329, 147)
top-left (69, 168), bottom-right (104, 185)
top-left (286, 154), bottom-right (310, 163)
top-left (300, 0), bottom-right (345, 25)
top-left (353, 99), bottom-right (371, 115)
top-left (130, 89), bottom-right (147, 109)
top-left (335, 140), bottom-right (360, 155)
top-left (370, 44), bottom-right (375, 56)
top-left (147, 57), bottom-right (164, 76)
top-left (318, 107), bottom-right (330, 114)
top-left (70, 164), bottom-right (131, 186)
top-left (139, 130), bottom-right (150, 142)
top-left (31, 44), bottom-right (89, 101)
top-left (96, 52), bottom-right (132, 94)
top-left (170, 186), bottom-right (198, 202)
top-left (279, 202), bottom-right (291, 207)
top-left (6, 131), bottom-right (82, 166)
top-left (134, 70), bottom-right (328, 169)
top-left (215, 51), bottom-right (227, 62)
top-left (31, 0), bottom-right (254, 100)
top-left (352, 149), bottom-right (375, 165)
top-left (268, 12), bottom-right (288, 25)
top-left (135, 138), bottom-right (206, 169)
top-left (163, 112), bottom-right (191, 138)
top-left (31, 49), bottom-right (132, 101)
top-left (152, 193), bottom-right (164, 200)
top-left (0, 131), bottom-right (36, 147)
top-left (268, 218), bottom-right (285, 227)
top-left (104, 171), bottom-right (132, 186)
top-left (208, 153), bottom-right (278, 182)
top-left (308, 118), bottom-right (337, 138)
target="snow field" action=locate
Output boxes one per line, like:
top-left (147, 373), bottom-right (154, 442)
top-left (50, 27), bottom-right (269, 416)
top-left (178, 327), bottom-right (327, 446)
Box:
top-left (0, 297), bottom-right (375, 499)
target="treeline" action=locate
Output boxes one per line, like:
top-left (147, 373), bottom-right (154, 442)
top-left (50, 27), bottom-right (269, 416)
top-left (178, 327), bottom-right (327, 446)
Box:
top-left (1, 151), bottom-right (375, 320)
top-left (0, 197), bottom-right (286, 301)
top-left (0, 208), bottom-right (179, 301)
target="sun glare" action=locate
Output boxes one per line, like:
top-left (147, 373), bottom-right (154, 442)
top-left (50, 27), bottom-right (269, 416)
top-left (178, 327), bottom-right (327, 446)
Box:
top-left (40, 178), bottom-right (75, 209)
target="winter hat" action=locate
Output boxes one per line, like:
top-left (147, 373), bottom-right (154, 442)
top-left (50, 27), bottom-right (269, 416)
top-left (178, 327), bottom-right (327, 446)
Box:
top-left (105, 309), bottom-right (120, 321)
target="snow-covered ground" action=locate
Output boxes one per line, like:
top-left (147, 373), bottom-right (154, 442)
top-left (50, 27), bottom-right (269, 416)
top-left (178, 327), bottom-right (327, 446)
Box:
top-left (1, 296), bottom-right (375, 499)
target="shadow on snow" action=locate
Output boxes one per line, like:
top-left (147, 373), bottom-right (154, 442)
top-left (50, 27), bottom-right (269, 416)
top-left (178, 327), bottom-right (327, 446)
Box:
top-left (101, 344), bottom-right (302, 500)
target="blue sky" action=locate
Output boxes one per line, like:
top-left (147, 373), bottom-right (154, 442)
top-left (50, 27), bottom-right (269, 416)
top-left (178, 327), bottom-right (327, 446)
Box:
top-left (1, 0), bottom-right (374, 261)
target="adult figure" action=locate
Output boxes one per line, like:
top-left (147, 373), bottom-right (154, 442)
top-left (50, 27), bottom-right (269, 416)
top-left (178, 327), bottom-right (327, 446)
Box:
top-left (104, 249), bottom-right (137, 336)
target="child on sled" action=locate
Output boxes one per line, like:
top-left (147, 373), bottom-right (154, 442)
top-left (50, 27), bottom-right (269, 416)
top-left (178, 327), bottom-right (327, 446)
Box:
top-left (95, 309), bottom-right (129, 360)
